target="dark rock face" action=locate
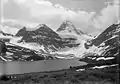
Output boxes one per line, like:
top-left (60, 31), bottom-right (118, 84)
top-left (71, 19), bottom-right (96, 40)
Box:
top-left (0, 40), bottom-right (7, 55)
top-left (91, 23), bottom-right (120, 57)
top-left (15, 27), bottom-right (27, 37)
top-left (92, 24), bottom-right (120, 46)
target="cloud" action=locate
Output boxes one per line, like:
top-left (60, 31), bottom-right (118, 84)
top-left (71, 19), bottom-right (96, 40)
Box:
top-left (3, 0), bottom-right (119, 36)
top-left (93, 0), bottom-right (120, 29)
top-left (26, 0), bottom-right (95, 22)
top-left (3, 0), bottom-right (96, 32)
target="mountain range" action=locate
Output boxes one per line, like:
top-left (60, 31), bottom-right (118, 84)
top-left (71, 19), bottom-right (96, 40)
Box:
top-left (0, 20), bottom-right (120, 62)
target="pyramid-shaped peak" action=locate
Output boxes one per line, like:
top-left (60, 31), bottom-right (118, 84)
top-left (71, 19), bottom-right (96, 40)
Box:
top-left (57, 20), bottom-right (76, 32)
top-left (57, 20), bottom-right (86, 35)
top-left (22, 27), bottom-right (27, 30)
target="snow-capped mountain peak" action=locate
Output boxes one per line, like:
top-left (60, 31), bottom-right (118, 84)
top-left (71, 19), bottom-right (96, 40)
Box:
top-left (57, 20), bottom-right (75, 32)
top-left (57, 20), bottom-right (84, 35)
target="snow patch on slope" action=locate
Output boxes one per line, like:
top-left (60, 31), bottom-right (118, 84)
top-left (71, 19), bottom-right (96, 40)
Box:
top-left (96, 57), bottom-right (115, 61)
top-left (92, 64), bottom-right (118, 69)
top-left (51, 40), bottom-right (87, 57)
top-left (9, 41), bottom-right (46, 52)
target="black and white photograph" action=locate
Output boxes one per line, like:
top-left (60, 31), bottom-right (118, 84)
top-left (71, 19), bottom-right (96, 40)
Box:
top-left (0, 0), bottom-right (119, 84)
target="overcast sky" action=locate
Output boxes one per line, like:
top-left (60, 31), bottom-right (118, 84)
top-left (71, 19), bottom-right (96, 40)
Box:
top-left (0, 0), bottom-right (120, 35)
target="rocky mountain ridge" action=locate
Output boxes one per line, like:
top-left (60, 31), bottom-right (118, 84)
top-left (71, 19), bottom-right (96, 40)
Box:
top-left (0, 21), bottom-right (120, 61)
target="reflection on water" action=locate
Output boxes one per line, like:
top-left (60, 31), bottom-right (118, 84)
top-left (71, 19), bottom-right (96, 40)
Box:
top-left (0, 60), bottom-right (87, 75)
